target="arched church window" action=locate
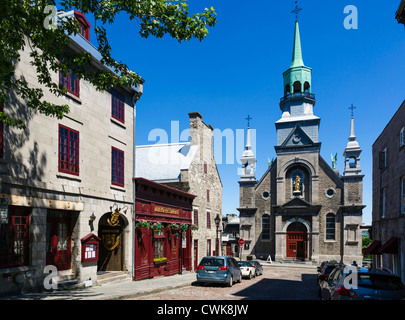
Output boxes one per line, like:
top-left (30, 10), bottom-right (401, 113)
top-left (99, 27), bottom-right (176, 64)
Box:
top-left (285, 84), bottom-right (291, 96)
top-left (261, 214), bottom-right (270, 240)
top-left (349, 156), bottom-right (356, 168)
top-left (293, 81), bottom-right (301, 94)
top-left (326, 213), bottom-right (336, 240)
top-left (304, 81), bottom-right (310, 93)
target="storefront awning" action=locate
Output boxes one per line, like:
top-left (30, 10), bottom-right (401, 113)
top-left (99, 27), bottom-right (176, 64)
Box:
top-left (362, 240), bottom-right (381, 255)
top-left (378, 237), bottom-right (399, 254)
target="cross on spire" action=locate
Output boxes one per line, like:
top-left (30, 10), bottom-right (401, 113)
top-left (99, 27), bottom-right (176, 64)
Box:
top-left (246, 115), bottom-right (252, 128)
top-left (349, 104), bottom-right (356, 117)
top-left (291, 0), bottom-right (302, 21)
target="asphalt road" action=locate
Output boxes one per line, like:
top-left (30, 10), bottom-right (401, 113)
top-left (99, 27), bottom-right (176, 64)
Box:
top-left (132, 265), bottom-right (320, 300)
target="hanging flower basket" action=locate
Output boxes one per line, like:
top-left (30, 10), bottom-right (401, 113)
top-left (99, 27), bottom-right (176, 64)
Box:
top-left (190, 224), bottom-right (198, 231)
top-left (179, 224), bottom-right (189, 232)
top-left (135, 219), bottom-right (151, 230)
top-left (168, 223), bottom-right (179, 231)
top-left (151, 222), bottom-right (164, 231)
top-left (153, 257), bottom-right (167, 265)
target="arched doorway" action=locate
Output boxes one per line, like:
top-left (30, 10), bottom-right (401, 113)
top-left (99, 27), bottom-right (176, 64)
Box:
top-left (98, 210), bottom-right (128, 271)
top-left (286, 222), bottom-right (308, 260)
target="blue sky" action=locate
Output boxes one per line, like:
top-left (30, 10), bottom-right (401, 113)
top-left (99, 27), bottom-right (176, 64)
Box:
top-left (87, 0), bottom-right (405, 224)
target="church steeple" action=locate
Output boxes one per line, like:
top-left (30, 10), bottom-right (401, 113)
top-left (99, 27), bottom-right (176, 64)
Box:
top-left (240, 115), bottom-right (256, 181)
top-left (290, 21), bottom-right (305, 68)
top-left (343, 106), bottom-right (362, 176)
top-left (276, 18), bottom-right (319, 147)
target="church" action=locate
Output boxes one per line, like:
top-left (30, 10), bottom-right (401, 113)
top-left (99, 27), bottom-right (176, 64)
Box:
top-left (237, 18), bottom-right (365, 265)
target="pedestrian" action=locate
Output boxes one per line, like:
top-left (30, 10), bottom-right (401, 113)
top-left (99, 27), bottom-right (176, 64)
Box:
top-left (352, 261), bottom-right (357, 266)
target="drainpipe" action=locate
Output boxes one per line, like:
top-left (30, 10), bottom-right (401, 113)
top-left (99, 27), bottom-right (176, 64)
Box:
top-left (131, 81), bottom-right (143, 280)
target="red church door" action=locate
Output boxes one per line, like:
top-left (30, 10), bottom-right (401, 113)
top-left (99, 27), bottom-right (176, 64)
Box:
top-left (286, 222), bottom-right (307, 260)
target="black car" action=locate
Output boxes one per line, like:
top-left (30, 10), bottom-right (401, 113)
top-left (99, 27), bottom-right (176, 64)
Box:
top-left (317, 262), bottom-right (344, 286)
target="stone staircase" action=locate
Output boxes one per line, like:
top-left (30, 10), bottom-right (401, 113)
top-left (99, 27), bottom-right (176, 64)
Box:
top-left (96, 271), bottom-right (132, 286)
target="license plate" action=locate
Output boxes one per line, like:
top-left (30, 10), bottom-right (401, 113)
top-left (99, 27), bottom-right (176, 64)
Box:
top-left (208, 271), bottom-right (214, 274)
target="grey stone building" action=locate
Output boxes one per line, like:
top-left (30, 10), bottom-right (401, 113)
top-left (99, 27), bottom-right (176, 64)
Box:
top-left (136, 112), bottom-right (223, 270)
top-left (237, 20), bottom-right (364, 265)
top-left (0, 10), bottom-right (143, 296)
top-left (367, 100), bottom-right (405, 282)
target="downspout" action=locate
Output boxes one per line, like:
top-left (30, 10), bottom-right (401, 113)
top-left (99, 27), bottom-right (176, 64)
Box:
top-left (131, 81), bottom-right (143, 280)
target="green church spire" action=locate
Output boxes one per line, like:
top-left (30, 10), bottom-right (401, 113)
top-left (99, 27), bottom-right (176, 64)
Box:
top-left (290, 21), bottom-right (305, 68)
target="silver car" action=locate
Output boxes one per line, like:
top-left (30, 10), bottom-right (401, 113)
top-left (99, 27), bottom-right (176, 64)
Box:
top-left (196, 256), bottom-right (242, 287)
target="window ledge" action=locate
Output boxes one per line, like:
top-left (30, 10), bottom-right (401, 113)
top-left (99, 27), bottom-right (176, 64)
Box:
top-left (110, 117), bottom-right (126, 129)
top-left (56, 173), bottom-right (81, 182)
top-left (64, 91), bottom-right (82, 104)
top-left (110, 185), bottom-right (126, 192)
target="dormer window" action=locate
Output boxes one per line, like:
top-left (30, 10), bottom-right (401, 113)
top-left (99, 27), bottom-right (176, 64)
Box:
top-left (73, 11), bottom-right (91, 41)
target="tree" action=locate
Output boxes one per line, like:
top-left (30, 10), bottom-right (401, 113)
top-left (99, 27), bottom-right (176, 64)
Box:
top-left (0, 0), bottom-right (217, 129)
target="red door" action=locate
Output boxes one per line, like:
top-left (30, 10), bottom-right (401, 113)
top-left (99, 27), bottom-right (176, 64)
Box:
top-left (46, 211), bottom-right (71, 271)
top-left (286, 232), bottom-right (307, 259)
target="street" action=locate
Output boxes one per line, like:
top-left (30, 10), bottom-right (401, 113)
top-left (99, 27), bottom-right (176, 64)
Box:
top-left (130, 266), bottom-right (319, 300)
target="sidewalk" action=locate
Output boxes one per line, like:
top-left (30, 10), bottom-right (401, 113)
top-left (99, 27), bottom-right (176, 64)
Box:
top-left (2, 272), bottom-right (197, 300)
top-left (1, 263), bottom-right (316, 300)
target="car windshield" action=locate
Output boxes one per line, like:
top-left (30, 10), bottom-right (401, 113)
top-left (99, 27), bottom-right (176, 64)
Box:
top-left (323, 265), bottom-right (338, 275)
top-left (357, 274), bottom-right (405, 290)
top-left (238, 261), bottom-right (250, 267)
top-left (199, 258), bottom-right (225, 267)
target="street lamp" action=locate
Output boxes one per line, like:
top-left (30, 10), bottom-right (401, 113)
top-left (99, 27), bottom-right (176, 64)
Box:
top-left (214, 214), bottom-right (221, 256)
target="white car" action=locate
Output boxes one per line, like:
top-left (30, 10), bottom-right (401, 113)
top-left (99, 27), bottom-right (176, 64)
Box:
top-left (237, 261), bottom-right (255, 279)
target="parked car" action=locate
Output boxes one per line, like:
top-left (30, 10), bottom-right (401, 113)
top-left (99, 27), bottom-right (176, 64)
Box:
top-left (320, 266), bottom-right (405, 300)
top-left (250, 261), bottom-right (263, 276)
top-left (317, 262), bottom-right (344, 286)
top-left (237, 261), bottom-right (256, 279)
top-left (196, 256), bottom-right (242, 287)
top-left (319, 264), bottom-right (346, 300)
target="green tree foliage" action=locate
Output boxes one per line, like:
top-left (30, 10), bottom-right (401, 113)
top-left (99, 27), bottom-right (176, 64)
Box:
top-left (0, 0), bottom-right (217, 129)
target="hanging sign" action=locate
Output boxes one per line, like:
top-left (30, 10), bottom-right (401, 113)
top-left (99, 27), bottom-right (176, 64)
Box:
top-left (0, 198), bottom-right (10, 224)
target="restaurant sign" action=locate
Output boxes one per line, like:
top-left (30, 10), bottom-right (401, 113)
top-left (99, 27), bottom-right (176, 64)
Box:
top-left (154, 206), bottom-right (179, 215)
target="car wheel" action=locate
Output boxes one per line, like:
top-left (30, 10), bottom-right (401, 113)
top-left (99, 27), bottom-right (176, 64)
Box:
top-left (227, 276), bottom-right (233, 287)
top-left (248, 272), bottom-right (252, 280)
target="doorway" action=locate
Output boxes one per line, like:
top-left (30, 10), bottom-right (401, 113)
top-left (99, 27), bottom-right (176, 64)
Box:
top-left (286, 222), bottom-right (308, 260)
top-left (98, 211), bottom-right (127, 271)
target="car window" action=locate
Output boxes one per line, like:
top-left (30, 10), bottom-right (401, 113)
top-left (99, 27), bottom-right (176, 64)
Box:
top-left (357, 274), bottom-right (405, 290)
top-left (332, 269), bottom-right (343, 282)
top-left (227, 258), bottom-right (237, 267)
top-left (237, 261), bottom-right (250, 267)
top-left (200, 257), bottom-right (225, 267)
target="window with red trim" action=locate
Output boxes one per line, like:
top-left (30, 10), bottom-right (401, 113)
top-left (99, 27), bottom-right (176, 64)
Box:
top-left (206, 211), bottom-right (211, 229)
top-left (0, 207), bottom-right (30, 268)
top-left (111, 90), bottom-right (125, 123)
top-left (112, 147), bottom-right (124, 187)
top-left (58, 125), bottom-right (79, 175)
top-left (193, 209), bottom-right (199, 227)
top-left (59, 70), bottom-right (80, 97)
top-left (74, 11), bottom-right (91, 41)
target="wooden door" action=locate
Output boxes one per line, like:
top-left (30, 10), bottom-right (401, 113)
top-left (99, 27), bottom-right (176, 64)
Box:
top-left (46, 210), bottom-right (72, 271)
top-left (226, 243), bottom-right (232, 256)
top-left (286, 232), bottom-right (307, 259)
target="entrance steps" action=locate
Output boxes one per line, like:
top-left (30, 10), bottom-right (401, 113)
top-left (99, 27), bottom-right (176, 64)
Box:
top-left (96, 271), bottom-right (132, 286)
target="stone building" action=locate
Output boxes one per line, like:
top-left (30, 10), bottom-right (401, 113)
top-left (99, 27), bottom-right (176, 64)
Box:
top-left (366, 100), bottom-right (405, 282)
top-left (237, 20), bottom-right (364, 265)
top-left (0, 10), bottom-right (143, 296)
top-left (136, 112), bottom-right (222, 270)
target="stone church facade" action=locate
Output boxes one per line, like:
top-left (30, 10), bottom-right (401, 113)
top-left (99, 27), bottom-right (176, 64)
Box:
top-left (238, 20), bottom-right (364, 265)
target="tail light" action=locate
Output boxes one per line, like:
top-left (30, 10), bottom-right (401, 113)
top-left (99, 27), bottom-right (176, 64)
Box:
top-left (254, 265), bottom-right (257, 268)
top-left (197, 265), bottom-right (205, 270)
top-left (336, 286), bottom-right (357, 298)
top-left (217, 266), bottom-right (228, 271)
top-left (246, 268), bottom-right (249, 271)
